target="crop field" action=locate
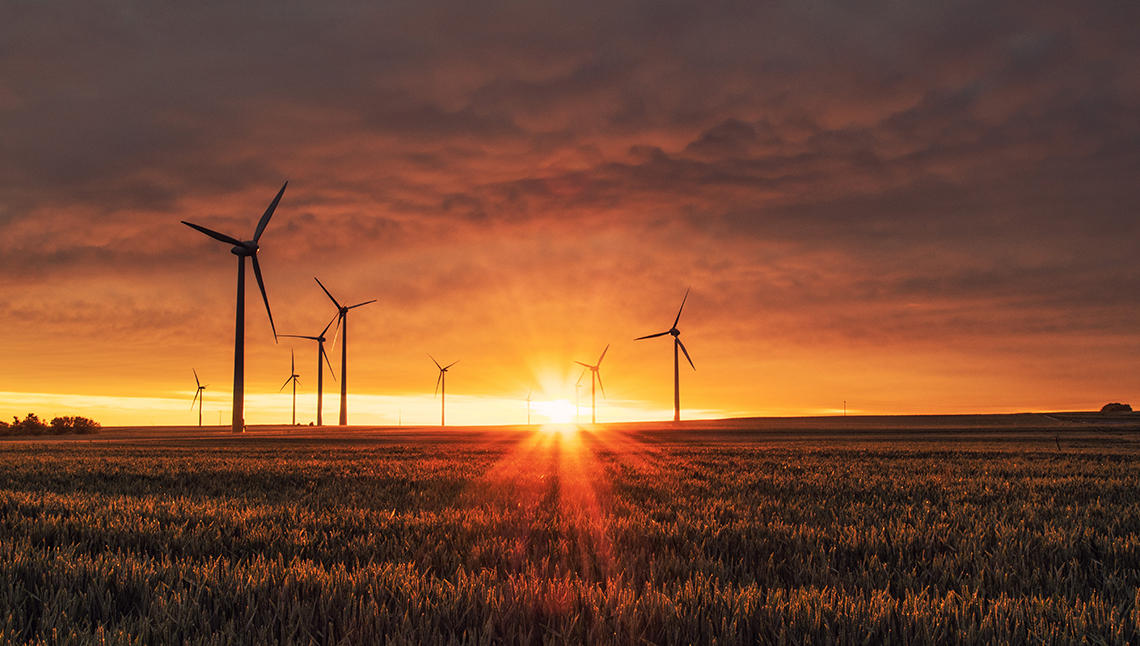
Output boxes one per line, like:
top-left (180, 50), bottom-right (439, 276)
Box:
top-left (0, 417), bottom-right (1138, 645)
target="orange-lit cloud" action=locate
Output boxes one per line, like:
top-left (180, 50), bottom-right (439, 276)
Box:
top-left (3, 1), bottom-right (1140, 424)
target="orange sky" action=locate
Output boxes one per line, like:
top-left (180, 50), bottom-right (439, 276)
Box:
top-left (3, 1), bottom-right (1140, 426)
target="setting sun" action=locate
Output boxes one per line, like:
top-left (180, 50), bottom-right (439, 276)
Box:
top-left (531, 399), bottom-right (578, 424)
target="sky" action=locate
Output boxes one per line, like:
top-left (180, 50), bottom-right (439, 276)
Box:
top-left (3, 0), bottom-right (1140, 426)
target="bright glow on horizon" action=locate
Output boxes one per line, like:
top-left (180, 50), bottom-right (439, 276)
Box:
top-left (532, 399), bottom-right (577, 424)
top-left (0, 390), bottom-right (736, 427)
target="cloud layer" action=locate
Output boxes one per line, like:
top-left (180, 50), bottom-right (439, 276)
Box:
top-left (3, 0), bottom-right (1140, 421)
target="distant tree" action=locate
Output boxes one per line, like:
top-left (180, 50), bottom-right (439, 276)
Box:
top-left (8, 413), bottom-right (49, 436)
top-left (1100, 402), bottom-right (1133, 413)
top-left (50, 416), bottom-right (101, 435)
top-left (0, 414), bottom-right (101, 436)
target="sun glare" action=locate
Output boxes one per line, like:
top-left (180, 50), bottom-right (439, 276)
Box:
top-left (532, 399), bottom-right (577, 424)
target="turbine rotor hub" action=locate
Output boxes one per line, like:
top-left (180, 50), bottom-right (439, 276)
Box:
top-left (230, 241), bottom-right (258, 256)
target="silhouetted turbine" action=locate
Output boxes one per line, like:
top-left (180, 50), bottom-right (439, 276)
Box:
top-left (280, 314), bottom-right (337, 426)
top-left (182, 182), bottom-right (284, 433)
top-left (316, 278), bottom-right (376, 426)
top-left (635, 288), bottom-right (695, 422)
top-left (430, 355), bottom-right (459, 427)
top-left (575, 344), bottom-right (609, 424)
top-left (279, 349), bottom-right (301, 426)
top-left (565, 374), bottom-right (584, 426)
top-left (191, 369), bottom-right (207, 427)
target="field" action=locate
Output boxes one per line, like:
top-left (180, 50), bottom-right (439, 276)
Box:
top-left (1, 415), bottom-right (1138, 645)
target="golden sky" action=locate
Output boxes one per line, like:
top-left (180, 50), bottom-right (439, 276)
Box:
top-left (3, 1), bottom-right (1140, 426)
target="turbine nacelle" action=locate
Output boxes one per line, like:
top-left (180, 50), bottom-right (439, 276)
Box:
top-left (230, 241), bottom-right (258, 256)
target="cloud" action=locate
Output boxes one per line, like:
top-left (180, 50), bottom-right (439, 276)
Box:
top-left (3, 0), bottom-right (1140, 417)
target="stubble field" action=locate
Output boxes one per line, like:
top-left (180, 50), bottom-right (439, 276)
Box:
top-left (0, 415), bottom-right (1138, 645)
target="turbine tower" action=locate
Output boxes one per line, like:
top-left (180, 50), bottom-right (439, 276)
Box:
top-left (280, 315), bottom-right (337, 426)
top-left (182, 182), bottom-right (284, 433)
top-left (575, 344), bottom-right (609, 424)
top-left (430, 355), bottom-right (459, 427)
top-left (280, 349), bottom-right (301, 426)
top-left (635, 288), bottom-right (695, 422)
top-left (316, 278), bottom-right (376, 426)
top-left (191, 369), bottom-right (207, 427)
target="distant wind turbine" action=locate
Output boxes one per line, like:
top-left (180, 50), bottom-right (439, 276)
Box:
top-left (316, 278), bottom-right (376, 426)
top-left (430, 355), bottom-right (459, 427)
top-left (575, 344), bottom-right (609, 424)
top-left (526, 384), bottom-right (534, 426)
top-left (565, 375), bottom-right (584, 426)
top-left (182, 182), bottom-right (285, 433)
top-left (191, 369), bottom-right (207, 427)
top-left (635, 288), bottom-right (695, 422)
top-left (280, 315), bottom-right (337, 426)
top-left (280, 349), bottom-right (301, 426)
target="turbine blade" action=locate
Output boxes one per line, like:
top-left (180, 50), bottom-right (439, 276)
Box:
top-left (193, 368), bottom-right (201, 388)
top-left (434, 371), bottom-right (442, 397)
top-left (445, 360), bottom-right (460, 370)
top-left (672, 287), bottom-right (691, 329)
top-left (279, 334), bottom-right (319, 341)
top-left (253, 182), bottom-right (287, 242)
top-left (314, 277), bottom-right (342, 309)
top-left (320, 313), bottom-right (337, 338)
top-left (191, 389), bottom-right (200, 408)
top-left (597, 372), bottom-right (606, 399)
top-left (577, 368), bottom-right (587, 385)
top-left (182, 221), bottom-right (243, 246)
top-left (290, 349), bottom-right (295, 373)
top-left (677, 337), bottom-right (695, 370)
top-left (635, 331), bottom-right (670, 340)
top-left (597, 343), bottom-right (609, 366)
top-left (251, 255), bottom-right (277, 341)
top-left (321, 345), bottom-right (337, 382)
top-left (328, 313), bottom-right (342, 353)
top-left (428, 354), bottom-right (442, 370)
top-left (574, 361), bottom-right (591, 368)
top-left (279, 376), bottom-right (292, 392)
top-left (347, 299), bottom-right (377, 310)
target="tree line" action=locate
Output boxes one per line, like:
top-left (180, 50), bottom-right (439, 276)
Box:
top-left (1, 413), bottom-right (100, 436)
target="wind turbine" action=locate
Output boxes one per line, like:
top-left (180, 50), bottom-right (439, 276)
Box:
top-left (526, 385), bottom-right (533, 426)
top-left (565, 375), bottom-right (584, 426)
top-left (575, 344), bottom-right (609, 424)
top-left (315, 278), bottom-right (376, 426)
top-left (280, 349), bottom-right (301, 426)
top-left (280, 315), bottom-right (337, 426)
top-left (430, 355), bottom-right (459, 427)
top-left (182, 182), bottom-right (285, 433)
top-left (635, 288), bottom-right (695, 422)
top-left (191, 369), bottom-right (207, 427)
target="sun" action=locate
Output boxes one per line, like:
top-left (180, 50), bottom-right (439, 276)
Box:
top-left (531, 399), bottom-right (578, 424)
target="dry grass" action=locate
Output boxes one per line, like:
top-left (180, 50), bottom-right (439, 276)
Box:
top-left (0, 421), bottom-right (1137, 644)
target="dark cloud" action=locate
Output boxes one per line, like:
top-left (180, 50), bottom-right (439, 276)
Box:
top-left (3, 0), bottom-right (1140, 413)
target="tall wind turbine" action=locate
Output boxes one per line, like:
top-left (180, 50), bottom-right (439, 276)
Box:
top-left (191, 369), bottom-right (207, 427)
top-left (182, 182), bottom-right (285, 433)
top-left (315, 278), bottom-right (376, 426)
top-left (430, 355), bottom-right (459, 427)
top-left (635, 288), bottom-right (695, 422)
top-left (575, 344), bottom-right (609, 424)
top-left (280, 315), bottom-right (337, 426)
top-left (280, 349), bottom-right (301, 426)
